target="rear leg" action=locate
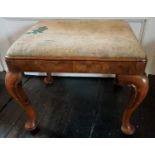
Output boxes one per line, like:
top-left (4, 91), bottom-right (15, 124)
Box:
top-left (43, 72), bottom-right (53, 84)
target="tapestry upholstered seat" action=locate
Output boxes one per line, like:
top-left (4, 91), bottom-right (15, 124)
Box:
top-left (5, 20), bottom-right (149, 136)
top-left (7, 20), bottom-right (145, 59)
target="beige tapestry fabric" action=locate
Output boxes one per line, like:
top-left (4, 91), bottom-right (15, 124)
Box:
top-left (7, 20), bottom-right (146, 59)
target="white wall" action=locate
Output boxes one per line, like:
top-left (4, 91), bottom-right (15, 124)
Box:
top-left (0, 56), bottom-right (4, 71)
top-left (142, 18), bottom-right (155, 74)
top-left (0, 18), bottom-right (10, 71)
top-left (0, 18), bottom-right (155, 75)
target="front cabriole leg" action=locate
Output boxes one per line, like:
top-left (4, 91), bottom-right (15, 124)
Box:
top-left (116, 74), bottom-right (149, 135)
top-left (5, 71), bottom-right (37, 131)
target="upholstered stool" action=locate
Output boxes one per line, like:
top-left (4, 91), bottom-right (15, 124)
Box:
top-left (5, 20), bottom-right (149, 135)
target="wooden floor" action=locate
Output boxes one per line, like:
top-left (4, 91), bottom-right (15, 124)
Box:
top-left (0, 72), bottom-right (155, 138)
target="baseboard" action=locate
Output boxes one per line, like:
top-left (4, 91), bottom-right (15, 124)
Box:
top-left (24, 72), bottom-right (115, 78)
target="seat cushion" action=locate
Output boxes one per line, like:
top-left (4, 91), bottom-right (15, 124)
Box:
top-left (6, 20), bottom-right (146, 59)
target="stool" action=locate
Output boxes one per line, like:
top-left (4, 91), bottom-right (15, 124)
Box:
top-left (5, 20), bottom-right (149, 135)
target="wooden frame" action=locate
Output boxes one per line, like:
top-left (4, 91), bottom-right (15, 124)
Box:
top-left (5, 56), bottom-right (149, 135)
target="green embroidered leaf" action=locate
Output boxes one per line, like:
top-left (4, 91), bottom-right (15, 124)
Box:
top-left (27, 26), bottom-right (48, 34)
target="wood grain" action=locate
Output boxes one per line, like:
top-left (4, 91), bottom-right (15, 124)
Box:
top-left (6, 58), bottom-right (146, 75)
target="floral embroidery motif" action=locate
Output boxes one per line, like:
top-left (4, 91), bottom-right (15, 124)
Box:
top-left (27, 26), bottom-right (48, 34)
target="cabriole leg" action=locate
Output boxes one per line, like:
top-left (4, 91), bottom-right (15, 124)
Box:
top-left (116, 74), bottom-right (149, 135)
top-left (43, 72), bottom-right (53, 84)
top-left (5, 71), bottom-right (37, 130)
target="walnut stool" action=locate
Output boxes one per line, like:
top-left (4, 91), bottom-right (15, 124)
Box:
top-left (5, 20), bottom-right (149, 135)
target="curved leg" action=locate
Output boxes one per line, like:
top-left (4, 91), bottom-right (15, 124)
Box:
top-left (116, 74), bottom-right (149, 135)
top-left (5, 71), bottom-right (37, 131)
top-left (43, 72), bottom-right (53, 84)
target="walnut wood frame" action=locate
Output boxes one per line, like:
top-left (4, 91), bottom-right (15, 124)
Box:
top-left (5, 56), bottom-right (149, 135)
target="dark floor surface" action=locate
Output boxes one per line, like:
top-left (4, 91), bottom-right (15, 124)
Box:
top-left (0, 72), bottom-right (155, 138)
